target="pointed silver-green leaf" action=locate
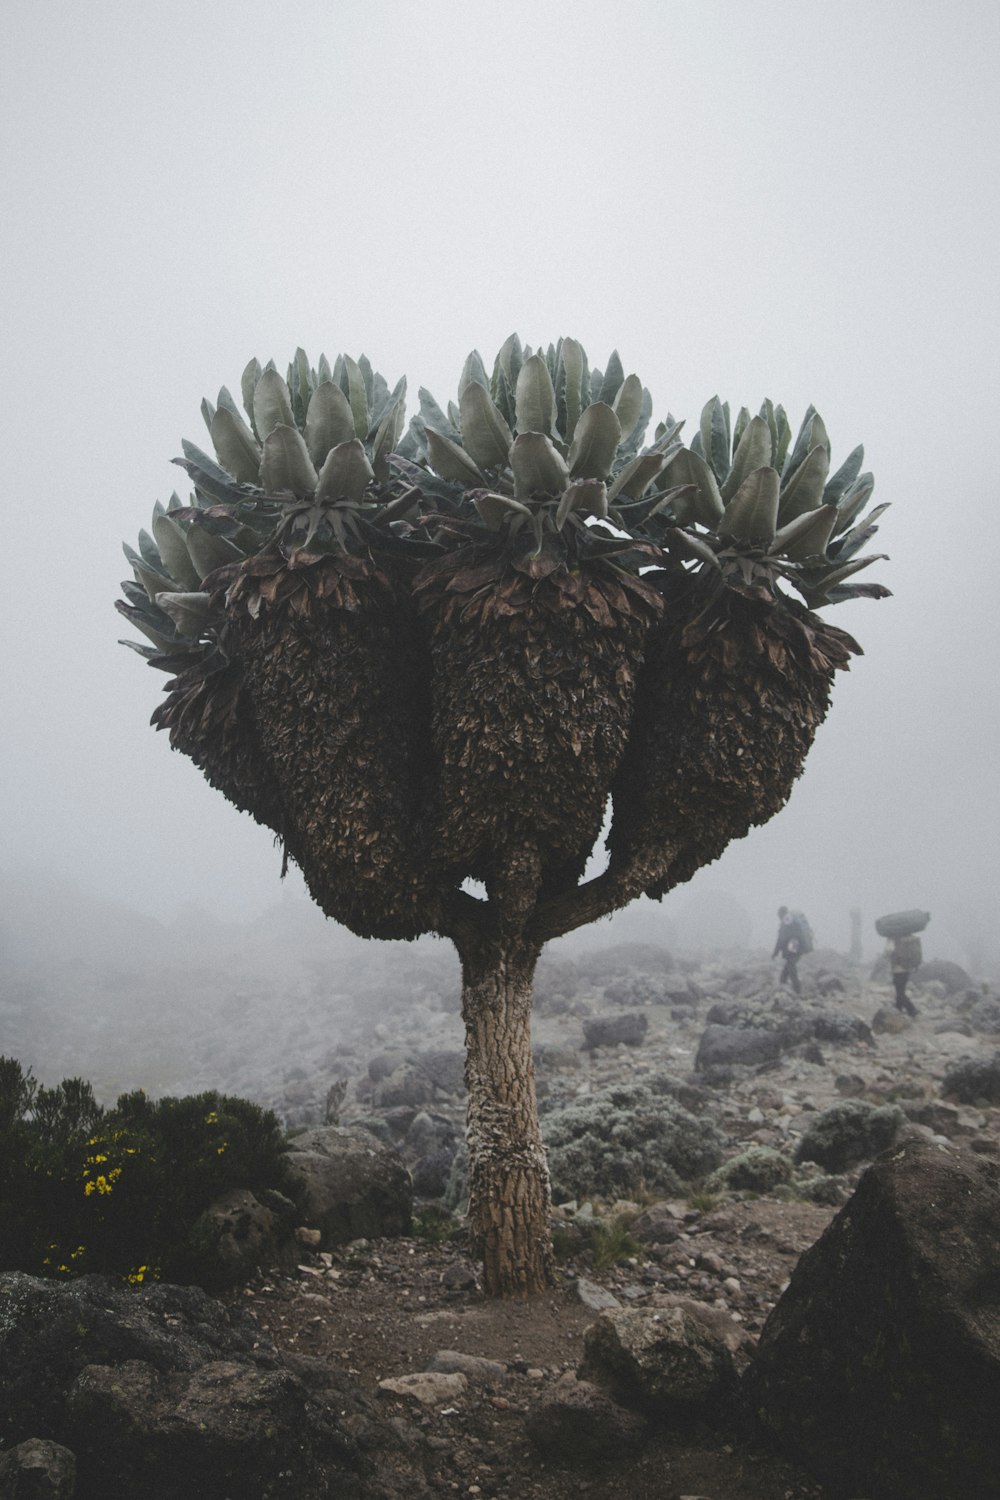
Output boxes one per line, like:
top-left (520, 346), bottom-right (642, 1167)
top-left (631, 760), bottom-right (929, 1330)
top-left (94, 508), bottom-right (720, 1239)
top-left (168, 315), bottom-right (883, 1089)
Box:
top-left (770, 503), bottom-right (838, 560)
top-left (200, 397), bottom-right (216, 436)
top-left (731, 406), bottom-right (750, 456)
top-left (460, 381), bottom-right (514, 470)
top-left (315, 438), bottom-right (375, 502)
top-left (556, 479), bottom-right (608, 527)
top-left (425, 428), bottom-right (484, 485)
top-left (719, 466), bottom-right (780, 544)
top-left (659, 448), bottom-right (725, 526)
top-left (155, 590), bottom-right (213, 638)
top-left (253, 368), bottom-right (296, 442)
top-left (210, 407), bottom-right (262, 485)
top-left (777, 444), bottom-right (831, 524)
top-left (304, 380), bottom-right (356, 466)
top-left (831, 474), bottom-right (875, 535)
top-left (493, 332), bottom-right (523, 391)
top-left (371, 398), bottom-right (405, 482)
top-left (829, 501), bottom-right (889, 561)
top-left (608, 452), bottom-right (666, 501)
top-left (510, 432), bottom-right (569, 497)
top-left (216, 385), bottom-right (243, 422)
top-left (473, 492), bottom-right (533, 531)
top-left (137, 528), bottom-right (161, 567)
top-left (241, 358), bottom-right (262, 431)
top-left (611, 374), bottom-right (643, 443)
top-left (186, 527), bottom-right (246, 581)
top-left (458, 349), bottom-right (490, 397)
top-left (667, 528), bottom-right (722, 568)
top-left (803, 553), bottom-right (887, 596)
top-left (598, 350), bottom-right (625, 406)
top-left (720, 414), bottom-right (773, 502)
top-left (568, 401), bottom-right (621, 480)
top-left (260, 424), bottom-right (319, 497)
top-left (782, 405), bottom-right (824, 481)
top-left (559, 336), bottom-right (586, 443)
top-left (823, 444), bottom-right (865, 507)
top-left (132, 557), bottom-right (180, 603)
top-left (343, 355), bottom-right (370, 438)
top-left (699, 395), bottom-right (731, 482)
top-left (115, 601), bottom-right (178, 654)
top-left (515, 353), bottom-right (556, 436)
top-left (152, 513), bottom-right (202, 590)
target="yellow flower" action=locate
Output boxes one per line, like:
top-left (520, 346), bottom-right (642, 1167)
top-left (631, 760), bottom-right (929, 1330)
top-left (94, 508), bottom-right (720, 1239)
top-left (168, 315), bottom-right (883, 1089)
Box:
top-left (204, 1111), bottom-right (219, 1125)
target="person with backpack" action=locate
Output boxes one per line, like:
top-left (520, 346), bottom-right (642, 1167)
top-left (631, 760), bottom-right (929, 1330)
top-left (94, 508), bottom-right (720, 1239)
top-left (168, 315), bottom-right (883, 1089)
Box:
top-left (889, 932), bottom-right (922, 1017)
top-left (773, 906), bottom-right (811, 994)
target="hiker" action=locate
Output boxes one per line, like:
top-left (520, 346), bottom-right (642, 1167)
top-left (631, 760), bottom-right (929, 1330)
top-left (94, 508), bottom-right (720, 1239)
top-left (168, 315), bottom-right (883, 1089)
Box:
top-left (773, 906), bottom-right (807, 995)
top-left (889, 931), bottom-right (922, 1017)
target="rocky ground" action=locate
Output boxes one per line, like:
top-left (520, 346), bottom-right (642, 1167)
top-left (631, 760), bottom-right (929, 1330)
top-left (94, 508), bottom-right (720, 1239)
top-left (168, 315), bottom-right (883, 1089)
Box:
top-left (233, 1199), bottom-right (835, 1500)
top-left (224, 946), bottom-right (1000, 1500)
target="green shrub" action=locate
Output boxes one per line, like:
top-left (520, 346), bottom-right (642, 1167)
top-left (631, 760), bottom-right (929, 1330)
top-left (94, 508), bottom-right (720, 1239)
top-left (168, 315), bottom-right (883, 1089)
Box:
top-left (0, 1056), bottom-right (303, 1289)
top-left (541, 1082), bottom-right (724, 1204)
top-left (707, 1146), bottom-right (793, 1194)
top-left (794, 1099), bottom-right (905, 1173)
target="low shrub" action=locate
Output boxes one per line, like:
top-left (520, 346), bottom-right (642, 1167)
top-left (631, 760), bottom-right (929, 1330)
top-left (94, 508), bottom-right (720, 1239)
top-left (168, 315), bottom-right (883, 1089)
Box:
top-left (708, 1146), bottom-right (792, 1194)
top-left (0, 1056), bottom-right (302, 1289)
top-left (794, 1099), bottom-right (905, 1173)
top-left (542, 1082), bottom-right (724, 1204)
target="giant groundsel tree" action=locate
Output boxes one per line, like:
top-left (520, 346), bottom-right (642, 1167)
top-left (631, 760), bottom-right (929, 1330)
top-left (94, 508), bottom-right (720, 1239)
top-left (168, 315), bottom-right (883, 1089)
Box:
top-left (118, 337), bottom-right (888, 1295)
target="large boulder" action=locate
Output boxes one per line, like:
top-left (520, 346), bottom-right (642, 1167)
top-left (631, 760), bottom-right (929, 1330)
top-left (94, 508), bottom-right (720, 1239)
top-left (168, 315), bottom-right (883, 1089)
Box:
top-left (0, 1273), bottom-right (428, 1500)
top-left (743, 1140), bottom-right (1000, 1499)
top-left (579, 1300), bottom-right (749, 1418)
top-left (0, 1439), bottom-right (76, 1498)
top-left (942, 1052), bottom-right (1000, 1105)
top-left (694, 1023), bottom-right (785, 1072)
top-left (189, 1187), bottom-right (296, 1288)
top-left (286, 1126), bottom-right (412, 1245)
top-left (582, 1012), bottom-right (648, 1050)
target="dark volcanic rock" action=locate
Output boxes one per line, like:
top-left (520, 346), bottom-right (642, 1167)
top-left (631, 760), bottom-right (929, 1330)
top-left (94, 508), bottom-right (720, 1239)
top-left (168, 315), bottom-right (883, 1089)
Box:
top-left (580, 1300), bottom-right (749, 1418)
top-left (525, 1372), bottom-right (646, 1462)
top-left (0, 1273), bottom-right (428, 1500)
top-left (917, 958), bottom-right (973, 993)
top-left (286, 1126), bottom-right (412, 1245)
top-left (694, 1024), bottom-right (784, 1072)
top-left (0, 1438), bottom-right (76, 1498)
top-left (582, 1012), bottom-right (648, 1050)
top-left (942, 1053), bottom-right (1000, 1105)
top-left (743, 1140), bottom-right (1000, 1500)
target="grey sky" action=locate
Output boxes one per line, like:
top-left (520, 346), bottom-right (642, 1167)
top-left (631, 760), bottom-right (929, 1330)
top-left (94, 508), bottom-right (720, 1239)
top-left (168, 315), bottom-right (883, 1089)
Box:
top-left (2, 0), bottom-right (998, 961)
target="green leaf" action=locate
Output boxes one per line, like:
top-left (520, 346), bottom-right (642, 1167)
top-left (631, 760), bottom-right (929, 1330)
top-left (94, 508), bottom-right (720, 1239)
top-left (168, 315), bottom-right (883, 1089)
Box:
top-left (666, 528), bottom-right (721, 568)
top-left (458, 349), bottom-right (490, 397)
top-left (371, 398), bottom-right (406, 482)
top-left (831, 474), bottom-right (875, 535)
top-left (510, 432), bottom-right (569, 497)
top-left (241, 358), bottom-right (262, 431)
top-left (460, 381), bottom-right (514, 470)
top-left (720, 414), bottom-right (772, 502)
top-left (260, 424), bottom-right (320, 496)
top-left (823, 444), bottom-right (865, 507)
top-left (186, 526), bottom-right (246, 581)
top-left (425, 428), bottom-right (484, 485)
top-left (659, 448), bottom-right (725, 527)
top-left (253, 369), bottom-right (295, 441)
top-left (556, 479), bottom-right (608, 527)
top-left (568, 402), bottom-right (622, 480)
top-left (210, 408), bottom-right (262, 485)
top-left (152, 513), bottom-right (202, 590)
top-left (304, 380), bottom-right (357, 466)
top-left (719, 466), bottom-right (780, 544)
top-left (611, 374), bottom-right (643, 443)
top-left (200, 397), bottom-right (216, 436)
top-left (132, 557), bottom-right (180, 603)
top-left (114, 600), bottom-right (178, 653)
top-left (154, 590), bottom-right (213, 638)
top-left (515, 354), bottom-right (556, 435)
top-left (343, 355), bottom-right (371, 438)
top-left (559, 336), bottom-right (586, 443)
top-left (828, 502), bottom-right (889, 561)
top-left (315, 438), bottom-right (375, 502)
top-left (493, 332), bottom-right (523, 394)
top-left (418, 386), bottom-right (461, 442)
top-left (598, 350), bottom-right (624, 405)
top-left (700, 396), bottom-right (731, 483)
top-left (800, 552), bottom-right (887, 601)
top-left (777, 444), bottom-right (831, 524)
top-left (770, 503), bottom-right (838, 560)
top-left (608, 452), bottom-right (666, 501)
top-left (473, 492), bottom-right (533, 531)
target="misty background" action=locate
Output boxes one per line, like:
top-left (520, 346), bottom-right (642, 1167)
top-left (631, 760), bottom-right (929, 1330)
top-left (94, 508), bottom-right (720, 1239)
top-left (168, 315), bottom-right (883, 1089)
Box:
top-left (2, 0), bottom-right (999, 1097)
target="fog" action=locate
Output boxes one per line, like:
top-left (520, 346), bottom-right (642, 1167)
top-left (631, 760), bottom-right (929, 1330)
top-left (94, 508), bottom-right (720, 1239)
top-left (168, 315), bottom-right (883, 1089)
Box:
top-left (2, 1), bottom-right (999, 1017)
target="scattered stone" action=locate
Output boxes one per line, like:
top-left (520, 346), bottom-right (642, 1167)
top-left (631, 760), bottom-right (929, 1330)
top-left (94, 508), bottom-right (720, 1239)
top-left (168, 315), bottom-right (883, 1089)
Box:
top-left (574, 1277), bottom-right (622, 1312)
top-left (191, 1188), bottom-right (295, 1287)
top-left (429, 1351), bottom-right (506, 1383)
top-left (0, 1438), bottom-right (76, 1499)
top-left (871, 1005), bottom-right (910, 1035)
top-left (580, 1300), bottom-right (750, 1417)
top-left (525, 1373), bottom-right (646, 1463)
top-left (378, 1371), bottom-right (467, 1405)
top-left (745, 1139), bottom-right (1000, 1500)
top-left (629, 1203), bottom-right (685, 1246)
top-left (941, 1053), bottom-right (1000, 1105)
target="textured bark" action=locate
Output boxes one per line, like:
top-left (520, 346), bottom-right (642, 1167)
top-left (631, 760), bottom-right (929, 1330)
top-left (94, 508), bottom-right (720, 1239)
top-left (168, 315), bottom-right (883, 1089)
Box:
top-left (459, 933), bottom-right (554, 1297)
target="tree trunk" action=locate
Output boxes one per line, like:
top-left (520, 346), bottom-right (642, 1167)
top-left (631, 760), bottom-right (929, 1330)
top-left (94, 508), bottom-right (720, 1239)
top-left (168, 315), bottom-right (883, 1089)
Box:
top-left (458, 931), bottom-right (554, 1296)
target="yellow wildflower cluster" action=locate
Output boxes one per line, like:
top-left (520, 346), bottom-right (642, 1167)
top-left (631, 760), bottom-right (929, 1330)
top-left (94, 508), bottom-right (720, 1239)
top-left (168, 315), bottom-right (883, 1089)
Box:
top-left (126, 1264), bottom-right (156, 1285)
top-left (83, 1167), bottom-right (122, 1197)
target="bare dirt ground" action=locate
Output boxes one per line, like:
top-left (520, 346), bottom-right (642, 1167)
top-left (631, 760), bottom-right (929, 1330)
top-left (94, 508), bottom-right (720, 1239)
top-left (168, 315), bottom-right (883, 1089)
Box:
top-left (234, 1197), bottom-right (837, 1500)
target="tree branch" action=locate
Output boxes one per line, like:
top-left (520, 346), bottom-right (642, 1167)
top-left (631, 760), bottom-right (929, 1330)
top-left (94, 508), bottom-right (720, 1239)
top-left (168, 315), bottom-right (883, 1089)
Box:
top-left (529, 844), bottom-right (681, 945)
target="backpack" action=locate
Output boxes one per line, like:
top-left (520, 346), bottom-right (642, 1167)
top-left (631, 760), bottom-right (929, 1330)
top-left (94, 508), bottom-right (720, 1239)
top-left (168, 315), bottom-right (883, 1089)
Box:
top-left (790, 911), bottom-right (815, 954)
